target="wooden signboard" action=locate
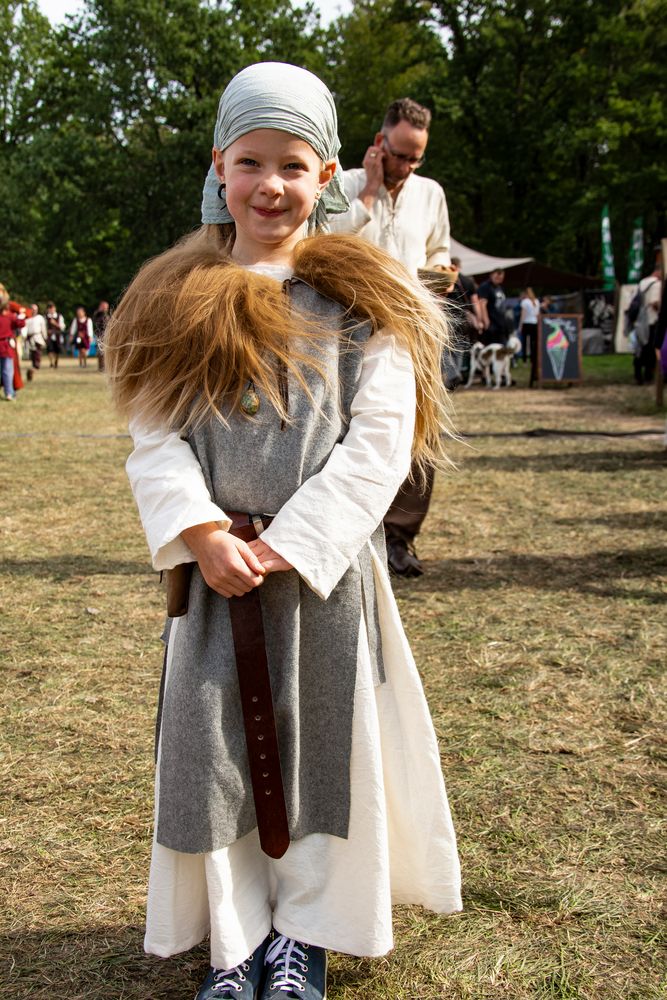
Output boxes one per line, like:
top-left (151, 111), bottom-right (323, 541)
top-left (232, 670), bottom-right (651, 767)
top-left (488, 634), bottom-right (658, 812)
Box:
top-left (537, 314), bottom-right (583, 386)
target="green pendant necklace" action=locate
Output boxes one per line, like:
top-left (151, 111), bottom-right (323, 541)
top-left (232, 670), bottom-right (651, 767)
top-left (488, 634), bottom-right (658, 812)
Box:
top-left (240, 380), bottom-right (260, 416)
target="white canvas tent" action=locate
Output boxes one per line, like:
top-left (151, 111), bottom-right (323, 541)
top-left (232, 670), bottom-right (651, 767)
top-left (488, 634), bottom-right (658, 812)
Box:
top-left (450, 238), bottom-right (532, 276)
top-left (450, 237), bottom-right (598, 290)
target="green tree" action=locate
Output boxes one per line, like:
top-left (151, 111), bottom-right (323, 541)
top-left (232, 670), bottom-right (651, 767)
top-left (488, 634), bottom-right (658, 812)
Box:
top-left (2, 0), bottom-right (665, 306)
top-left (431, 0), bottom-right (667, 275)
top-left (325, 0), bottom-right (447, 168)
top-left (0, 1), bottom-right (58, 301)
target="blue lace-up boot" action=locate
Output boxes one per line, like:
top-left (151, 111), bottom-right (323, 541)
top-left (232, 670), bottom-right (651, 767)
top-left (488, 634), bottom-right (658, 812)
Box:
top-left (260, 934), bottom-right (327, 1000)
top-left (196, 934), bottom-right (271, 999)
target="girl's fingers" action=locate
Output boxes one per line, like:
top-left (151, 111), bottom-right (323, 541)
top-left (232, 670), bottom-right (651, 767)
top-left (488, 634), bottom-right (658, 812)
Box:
top-left (213, 571), bottom-right (263, 596)
top-left (213, 576), bottom-right (258, 599)
top-left (247, 539), bottom-right (293, 573)
top-left (237, 540), bottom-right (266, 576)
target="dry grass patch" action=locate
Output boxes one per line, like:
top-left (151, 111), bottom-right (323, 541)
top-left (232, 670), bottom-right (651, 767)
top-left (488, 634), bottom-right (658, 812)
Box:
top-left (1, 359), bottom-right (665, 998)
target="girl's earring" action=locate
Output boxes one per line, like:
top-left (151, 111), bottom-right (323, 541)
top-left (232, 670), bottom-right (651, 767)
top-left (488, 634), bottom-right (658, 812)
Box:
top-left (314, 190), bottom-right (322, 202)
top-left (217, 182), bottom-right (226, 200)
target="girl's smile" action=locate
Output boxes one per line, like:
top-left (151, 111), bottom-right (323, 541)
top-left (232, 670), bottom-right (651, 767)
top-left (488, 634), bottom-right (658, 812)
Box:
top-left (213, 129), bottom-right (335, 265)
top-left (253, 206), bottom-right (286, 217)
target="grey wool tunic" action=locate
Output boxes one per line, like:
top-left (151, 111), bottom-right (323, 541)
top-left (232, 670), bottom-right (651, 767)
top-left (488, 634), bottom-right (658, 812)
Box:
top-left (155, 278), bottom-right (386, 855)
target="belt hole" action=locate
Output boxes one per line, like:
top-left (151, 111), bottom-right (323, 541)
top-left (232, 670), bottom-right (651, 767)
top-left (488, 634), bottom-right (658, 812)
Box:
top-left (254, 715), bottom-right (261, 721)
top-left (262, 772), bottom-right (269, 778)
top-left (251, 696), bottom-right (259, 703)
top-left (259, 753), bottom-right (266, 760)
top-left (265, 789), bottom-right (272, 795)
top-left (257, 734), bottom-right (264, 741)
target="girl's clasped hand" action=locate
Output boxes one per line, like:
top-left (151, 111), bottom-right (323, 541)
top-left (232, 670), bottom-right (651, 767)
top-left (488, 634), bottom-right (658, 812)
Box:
top-left (181, 522), bottom-right (292, 598)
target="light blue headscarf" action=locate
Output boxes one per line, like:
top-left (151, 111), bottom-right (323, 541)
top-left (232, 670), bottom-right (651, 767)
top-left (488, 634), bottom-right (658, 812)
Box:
top-left (201, 62), bottom-right (349, 234)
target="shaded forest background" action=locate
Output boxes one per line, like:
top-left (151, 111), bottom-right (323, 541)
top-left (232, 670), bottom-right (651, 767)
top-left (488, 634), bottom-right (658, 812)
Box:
top-left (2, 0), bottom-right (666, 314)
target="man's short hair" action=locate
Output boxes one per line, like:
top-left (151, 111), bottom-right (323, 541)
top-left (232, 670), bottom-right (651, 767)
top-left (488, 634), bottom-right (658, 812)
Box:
top-left (451, 257), bottom-right (461, 268)
top-left (491, 268), bottom-right (505, 277)
top-left (383, 98), bottom-right (431, 132)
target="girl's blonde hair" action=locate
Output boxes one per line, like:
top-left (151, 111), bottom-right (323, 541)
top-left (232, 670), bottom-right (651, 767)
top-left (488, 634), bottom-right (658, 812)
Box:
top-left (105, 226), bottom-right (455, 476)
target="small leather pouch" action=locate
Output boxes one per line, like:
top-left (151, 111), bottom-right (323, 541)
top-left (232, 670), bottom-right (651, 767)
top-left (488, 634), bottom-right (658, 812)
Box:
top-left (165, 563), bottom-right (194, 617)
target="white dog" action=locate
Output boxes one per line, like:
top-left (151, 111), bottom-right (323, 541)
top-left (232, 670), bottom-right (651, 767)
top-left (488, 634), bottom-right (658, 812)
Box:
top-left (465, 333), bottom-right (522, 389)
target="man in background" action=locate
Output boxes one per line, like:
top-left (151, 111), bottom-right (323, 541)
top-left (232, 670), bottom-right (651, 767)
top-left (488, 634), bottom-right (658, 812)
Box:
top-left (329, 98), bottom-right (450, 277)
top-left (634, 265), bottom-right (662, 385)
top-left (448, 257), bottom-right (482, 382)
top-left (329, 97), bottom-right (451, 577)
top-left (478, 268), bottom-right (509, 346)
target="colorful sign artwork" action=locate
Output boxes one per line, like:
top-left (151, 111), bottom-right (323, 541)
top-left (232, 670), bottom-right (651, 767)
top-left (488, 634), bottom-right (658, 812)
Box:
top-left (546, 326), bottom-right (569, 381)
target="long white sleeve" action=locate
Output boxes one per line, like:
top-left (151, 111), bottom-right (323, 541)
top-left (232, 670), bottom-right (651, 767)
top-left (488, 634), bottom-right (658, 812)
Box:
top-left (126, 422), bottom-right (231, 570)
top-left (424, 184), bottom-right (451, 269)
top-left (327, 171), bottom-right (373, 235)
top-left (326, 169), bottom-right (451, 274)
top-left (260, 332), bottom-right (415, 600)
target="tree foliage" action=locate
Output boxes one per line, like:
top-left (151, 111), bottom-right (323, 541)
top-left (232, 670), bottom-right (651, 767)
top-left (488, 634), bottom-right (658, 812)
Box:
top-left (1, 0), bottom-right (665, 312)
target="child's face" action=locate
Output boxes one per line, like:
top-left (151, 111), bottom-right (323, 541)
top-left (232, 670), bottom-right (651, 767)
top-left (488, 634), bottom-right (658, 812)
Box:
top-left (213, 129), bottom-right (335, 263)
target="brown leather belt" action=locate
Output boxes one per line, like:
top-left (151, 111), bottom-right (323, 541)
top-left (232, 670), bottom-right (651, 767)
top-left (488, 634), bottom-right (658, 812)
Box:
top-left (164, 512), bottom-right (290, 860)
top-left (226, 512), bottom-right (290, 859)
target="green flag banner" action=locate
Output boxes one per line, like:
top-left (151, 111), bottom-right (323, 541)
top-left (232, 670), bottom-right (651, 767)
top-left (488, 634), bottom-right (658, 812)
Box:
top-left (627, 217), bottom-right (644, 283)
top-left (601, 204), bottom-right (616, 291)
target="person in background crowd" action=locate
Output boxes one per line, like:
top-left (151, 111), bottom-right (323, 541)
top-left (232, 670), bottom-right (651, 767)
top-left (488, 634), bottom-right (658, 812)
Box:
top-left (70, 305), bottom-right (93, 367)
top-left (518, 288), bottom-right (539, 362)
top-left (657, 274), bottom-right (667, 451)
top-left (633, 265), bottom-right (662, 386)
top-left (477, 269), bottom-right (508, 346)
top-left (46, 302), bottom-right (65, 367)
top-left (0, 283), bottom-right (25, 401)
top-left (93, 300), bottom-right (110, 371)
top-left (656, 272), bottom-right (667, 363)
top-left (518, 286), bottom-right (540, 387)
top-left (450, 257), bottom-right (482, 331)
top-left (448, 257), bottom-right (482, 383)
top-left (329, 97), bottom-right (451, 577)
top-left (540, 294), bottom-right (555, 315)
top-left (24, 304), bottom-right (47, 380)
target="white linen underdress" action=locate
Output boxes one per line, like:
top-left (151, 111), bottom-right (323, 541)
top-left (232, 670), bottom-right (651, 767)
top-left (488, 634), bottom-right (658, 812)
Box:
top-left (126, 264), bottom-right (461, 970)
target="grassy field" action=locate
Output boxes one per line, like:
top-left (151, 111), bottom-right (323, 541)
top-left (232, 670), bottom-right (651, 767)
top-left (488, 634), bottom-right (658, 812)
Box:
top-left (1, 357), bottom-right (665, 999)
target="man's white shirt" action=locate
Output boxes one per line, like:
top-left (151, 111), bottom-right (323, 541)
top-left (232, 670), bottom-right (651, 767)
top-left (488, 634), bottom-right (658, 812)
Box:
top-left (328, 168), bottom-right (451, 275)
top-left (638, 275), bottom-right (662, 323)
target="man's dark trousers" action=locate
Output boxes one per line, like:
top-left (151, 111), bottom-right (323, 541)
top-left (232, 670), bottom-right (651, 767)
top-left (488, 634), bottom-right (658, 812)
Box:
top-left (384, 462), bottom-right (435, 545)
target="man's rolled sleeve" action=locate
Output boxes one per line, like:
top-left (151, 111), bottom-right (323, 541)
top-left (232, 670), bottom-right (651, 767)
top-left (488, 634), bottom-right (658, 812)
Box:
top-left (425, 187), bottom-right (451, 269)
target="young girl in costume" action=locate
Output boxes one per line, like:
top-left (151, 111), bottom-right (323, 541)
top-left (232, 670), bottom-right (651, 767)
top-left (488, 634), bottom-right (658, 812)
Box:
top-left (105, 62), bottom-right (461, 1000)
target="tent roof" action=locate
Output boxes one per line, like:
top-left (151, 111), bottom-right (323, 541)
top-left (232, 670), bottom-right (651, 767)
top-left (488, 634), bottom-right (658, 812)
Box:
top-left (450, 238), bottom-right (532, 275)
top-left (451, 237), bottom-right (599, 290)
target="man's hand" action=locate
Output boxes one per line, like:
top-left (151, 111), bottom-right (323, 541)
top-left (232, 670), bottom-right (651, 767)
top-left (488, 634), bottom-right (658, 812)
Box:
top-left (181, 522), bottom-right (265, 598)
top-left (247, 538), bottom-right (293, 574)
top-left (359, 144), bottom-right (385, 209)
